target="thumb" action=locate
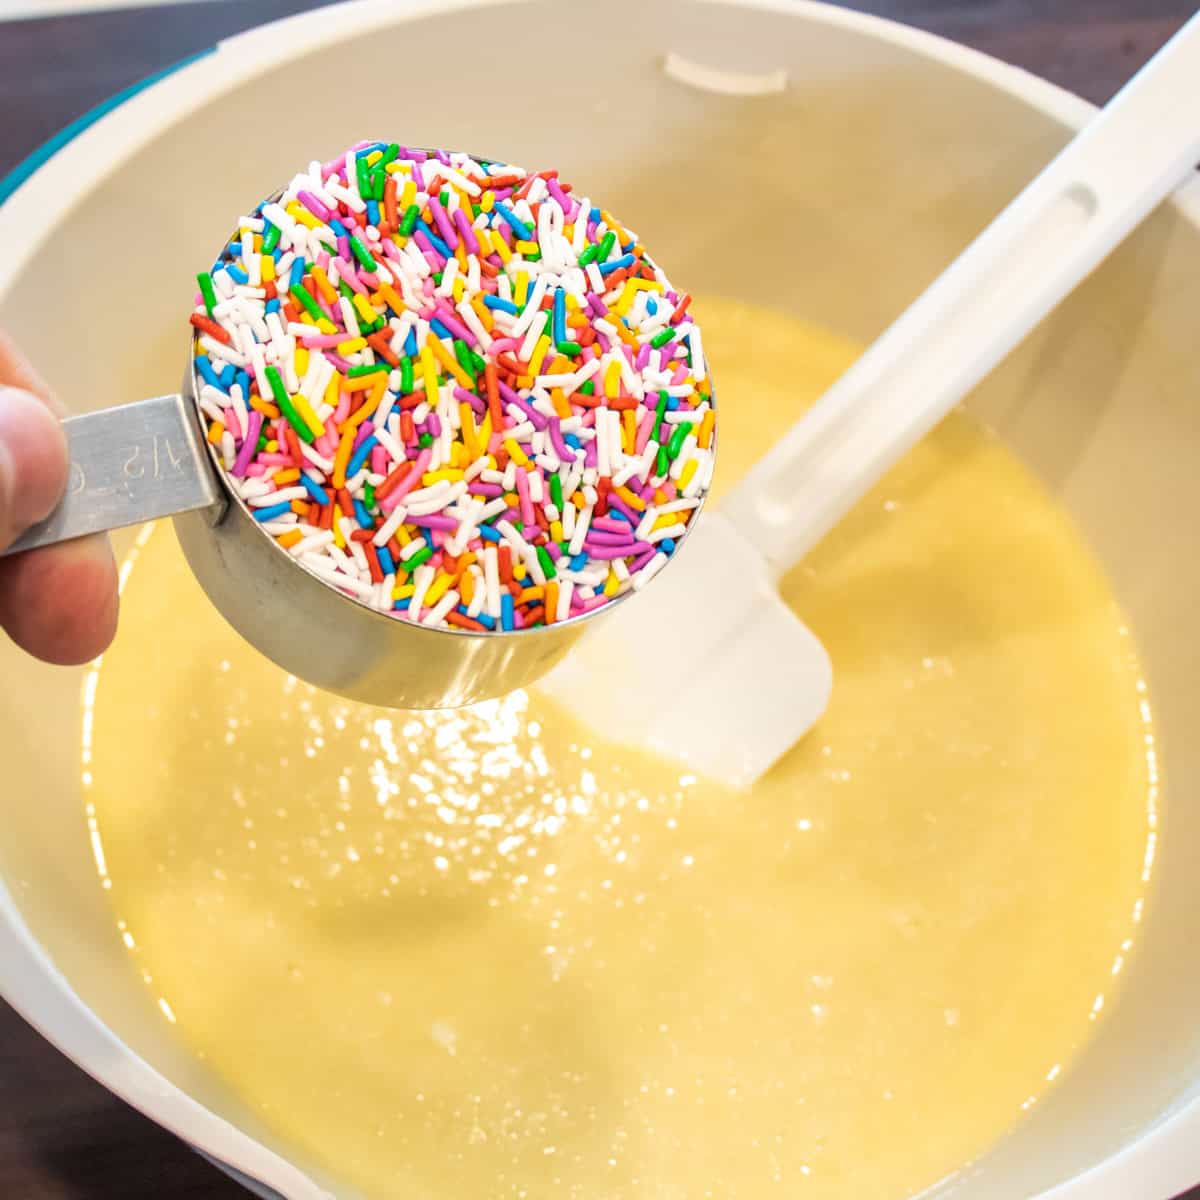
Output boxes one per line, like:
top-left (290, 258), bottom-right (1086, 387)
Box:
top-left (0, 385), bottom-right (68, 551)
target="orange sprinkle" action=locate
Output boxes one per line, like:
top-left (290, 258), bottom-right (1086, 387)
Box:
top-left (622, 409), bottom-right (637, 453)
top-left (615, 485), bottom-right (646, 512)
top-left (277, 529), bottom-right (303, 549)
top-left (331, 429), bottom-right (354, 488)
top-left (427, 334), bottom-right (475, 391)
top-left (517, 586), bottom-right (545, 604)
top-left (207, 420), bottom-right (224, 445)
top-left (698, 408), bottom-right (716, 449)
top-left (273, 468), bottom-right (301, 485)
top-left (289, 500), bottom-right (308, 516)
top-left (248, 395), bottom-right (281, 419)
top-left (544, 581), bottom-right (559, 624)
top-left (377, 281), bottom-right (405, 316)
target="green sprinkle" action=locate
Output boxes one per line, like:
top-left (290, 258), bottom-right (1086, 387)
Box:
top-left (349, 235), bottom-right (378, 271)
top-left (653, 390), bottom-right (669, 441)
top-left (536, 545), bottom-right (557, 580)
top-left (355, 155), bottom-right (370, 199)
top-left (261, 223), bottom-right (281, 254)
top-left (440, 189), bottom-right (450, 207)
top-left (197, 272), bottom-right (217, 317)
top-left (432, 271), bottom-right (444, 286)
top-left (348, 362), bottom-right (389, 378)
top-left (523, 248), bottom-right (542, 262)
top-left (289, 283), bottom-right (324, 323)
top-left (666, 422), bottom-right (691, 461)
top-left (381, 143), bottom-right (400, 167)
top-left (338, 281), bottom-right (355, 301)
top-left (598, 231), bottom-right (617, 261)
top-left (550, 474), bottom-right (563, 511)
top-left (399, 205), bottom-right (420, 236)
top-left (364, 482), bottom-right (376, 510)
top-left (577, 242), bottom-right (600, 267)
top-left (454, 339), bottom-right (474, 373)
top-left (400, 357), bottom-right (414, 394)
top-left (579, 380), bottom-right (596, 396)
top-left (656, 447), bottom-right (669, 477)
top-left (265, 365), bottom-right (315, 445)
top-left (399, 546), bottom-right (434, 573)
top-left (257, 432), bottom-right (269, 452)
top-left (555, 341), bottom-right (582, 358)
top-left (419, 433), bottom-right (435, 448)
top-left (651, 328), bottom-right (675, 349)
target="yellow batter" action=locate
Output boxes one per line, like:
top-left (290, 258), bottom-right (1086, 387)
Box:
top-left (82, 299), bottom-right (1156, 1199)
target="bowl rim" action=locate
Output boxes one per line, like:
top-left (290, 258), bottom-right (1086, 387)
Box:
top-left (2, 3), bottom-right (1200, 1199)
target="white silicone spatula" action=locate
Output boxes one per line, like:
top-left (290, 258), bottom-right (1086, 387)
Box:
top-left (543, 12), bottom-right (1200, 789)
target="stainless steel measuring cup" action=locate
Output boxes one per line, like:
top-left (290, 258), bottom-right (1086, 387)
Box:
top-left (1, 366), bottom-right (589, 708)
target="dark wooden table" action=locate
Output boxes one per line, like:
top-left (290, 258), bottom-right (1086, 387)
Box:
top-left (0, 1), bottom-right (1195, 1196)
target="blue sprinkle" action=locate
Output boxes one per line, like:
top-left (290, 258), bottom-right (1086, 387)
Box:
top-left (423, 529), bottom-right (436, 550)
top-left (227, 264), bottom-right (249, 285)
top-left (353, 499), bottom-right (374, 529)
top-left (419, 222), bottom-right (453, 259)
top-left (299, 472), bottom-right (330, 506)
top-left (478, 525), bottom-right (501, 543)
top-left (404, 329), bottom-right (418, 357)
top-left (346, 435), bottom-right (378, 480)
top-left (393, 598), bottom-right (411, 612)
top-left (494, 201), bottom-right (532, 241)
top-left (590, 206), bottom-right (602, 223)
top-left (219, 364), bottom-right (238, 389)
top-left (289, 259), bottom-right (306, 289)
top-left (195, 356), bottom-right (225, 391)
top-left (483, 295), bottom-right (520, 315)
top-left (610, 508), bottom-right (632, 523)
top-left (330, 218), bottom-right (348, 238)
top-left (501, 593), bottom-right (514, 632)
top-left (666, 396), bottom-right (679, 410)
top-left (252, 502), bottom-right (293, 523)
top-left (430, 319), bottom-right (453, 340)
top-left (237, 370), bottom-right (251, 397)
top-left (474, 612), bottom-right (497, 631)
top-left (660, 538), bottom-right (676, 554)
top-left (564, 434), bottom-right (582, 450)
top-left (646, 297), bottom-right (658, 315)
top-left (265, 298), bottom-right (281, 315)
top-left (552, 289), bottom-right (567, 345)
top-left (569, 553), bottom-right (587, 571)
top-left (377, 546), bottom-right (395, 575)
top-left (599, 253), bottom-right (635, 277)
top-left (366, 200), bottom-right (381, 227)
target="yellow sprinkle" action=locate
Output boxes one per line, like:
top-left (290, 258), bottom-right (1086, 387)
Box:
top-left (365, 150), bottom-right (383, 166)
top-left (285, 202), bottom-right (323, 230)
top-left (490, 229), bottom-right (512, 264)
top-left (604, 361), bottom-right (622, 399)
top-left (352, 293), bottom-right (378, 328)
top-left (392, 583), bottom-right (416, 600)
top-left (311, 265), bottom-right (338, 303)
top-left (423, 572), bottom-right (453, 608)
top-left (652, 512), bottom-right (679, 533)
top-left (459, 403), bottom-right (479, 459)
top-left (550, 520), bottom-right (564, 543)
top-left (451, 276), bottom-right (466, 304)
top-left (400, 179), bottom-right (417, 208)
top-left (504, 439), bottom-right (531, 468)
top-left (481, 191), bottom-right (495, 214)
top-left (565, 293), bottom-right (580, 311)
top-left (449, 443), bottom-right (468, 469)
top-left (260, 255), bottom-right (276, 283)
top-left (333, 521), bottom-right (346, 550)
top-left (291, 392), bottom-right (325, 440)
top-left (679, 459), bottom-right (699, 492)
top-left (515, 271), bottom-right (530, 308)
top-left (420, 346), bottom-right (440, 402)
top-left (423, 468), bottom-right (465, 485)
top-left (293, 346), bottom-right (309, 379)
top-left (265, 440), bottom-right (278, 453)
top-left (324, 372), bottom-right (341, 408)
top-left (207, 420), bottom-right (224, 445)
top-left (527, 335), bottom-right (552, 379)
top-left (337, 337), bottom-right (368, 355)
top-left (394, 525), bottom-right (412, 547)
top-left (603, 569), bottom-right (620, 597)
top-left (563, 223), bottom-right (574, 244)
top-left (513, 562), bottom-right (527, 582)
top-left (515, 240), bottom-right (539, 256)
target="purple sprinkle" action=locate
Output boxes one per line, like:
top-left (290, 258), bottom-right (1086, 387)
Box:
top-left (591, 516), bottom-right (631, 534)
top-left (435, 303), bottom-right (476, 347)
top-left (548, 420), bottom-right (572, 461)
top-left (428, 197), bottom-right (459, 248)
top-left (585, 542), bottom-right (654, 561)
top-left (607, 493), bottom-right (641, 524)
top-left (337, 235), bottom-right (351, 261)
top-left (497, 380), bottom-right (549, 431)
top-left (467, 482), bottom-right (504, 498)
top-left (406, 514), bottom-right (458, 532)
top-left (453, 207), bottom-right (481, 256)
top-left (351, 420), bottom-right (375, 452)
top-left (547, 177), bottom-right (570, 211)
top-left (631, 548), bottom-right (657, 572)
top-left (325, 353), bottom-right (354, 371)
top-left (230, 410), bottom-right (263, 477)
top-left (544, 542), bottom-right (563, 562)
top-left (297, 190), bottom-right (332, 222)
top-left (584, 440), bottom-right (598, 469)
top-left (412, 230), bottom-right (447, 269)
top-left (428, 414), bottom-right (442, 437)
top-left (635, 343), bottom-right (651, 371)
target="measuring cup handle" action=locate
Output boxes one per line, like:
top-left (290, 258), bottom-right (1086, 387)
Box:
top-left (2, 394), bottom-right (226, 557)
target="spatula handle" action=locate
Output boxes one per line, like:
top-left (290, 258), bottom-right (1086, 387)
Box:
top-left (720, 11), bottom-right (1200, 573)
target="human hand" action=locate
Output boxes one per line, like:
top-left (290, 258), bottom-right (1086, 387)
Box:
top-left (0, 330), bottom-right (118, 664)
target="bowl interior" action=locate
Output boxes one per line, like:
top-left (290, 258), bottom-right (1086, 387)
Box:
top-left (2, 2), bottom-right (1200, 1196)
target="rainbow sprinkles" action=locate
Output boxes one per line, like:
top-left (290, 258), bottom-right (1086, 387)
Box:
top-left (190, 142), bottom-right (715, 632)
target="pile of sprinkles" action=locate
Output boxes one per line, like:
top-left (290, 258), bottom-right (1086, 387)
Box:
top-left (190, 143), bottom-right (715, 632)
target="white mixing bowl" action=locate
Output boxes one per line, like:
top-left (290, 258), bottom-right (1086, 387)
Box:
top-left (2, 2), bottom-right (1199, 1197)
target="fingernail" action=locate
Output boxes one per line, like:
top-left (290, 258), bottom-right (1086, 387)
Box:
top-left (0, 386), bottom-right (68, 540)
